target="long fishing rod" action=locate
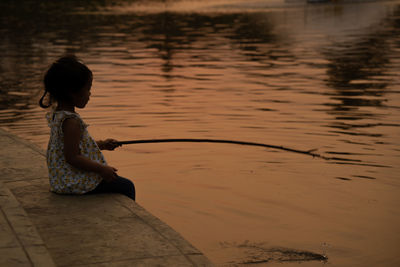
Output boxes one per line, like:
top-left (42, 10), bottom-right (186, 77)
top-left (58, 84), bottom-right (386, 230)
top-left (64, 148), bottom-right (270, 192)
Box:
top-left (116, 138), bottom-right (355, 161)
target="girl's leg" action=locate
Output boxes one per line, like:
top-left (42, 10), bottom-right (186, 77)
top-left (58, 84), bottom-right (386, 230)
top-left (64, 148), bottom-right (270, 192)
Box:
top-left (86, 176), bottom-right (135, 200)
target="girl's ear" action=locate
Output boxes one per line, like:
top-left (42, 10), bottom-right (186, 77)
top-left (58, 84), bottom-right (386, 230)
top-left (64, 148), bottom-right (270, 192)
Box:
top-left (69, 91), bottom-right (78, 102)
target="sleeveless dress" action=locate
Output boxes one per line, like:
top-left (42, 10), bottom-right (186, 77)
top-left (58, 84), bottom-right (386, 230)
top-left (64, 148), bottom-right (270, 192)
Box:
top-left (46, 110), bottom-right (105, 194)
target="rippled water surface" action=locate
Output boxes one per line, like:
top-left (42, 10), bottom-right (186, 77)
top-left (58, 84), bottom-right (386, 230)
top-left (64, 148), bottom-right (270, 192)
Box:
top-left (1, 0), bottom-right (400, 266)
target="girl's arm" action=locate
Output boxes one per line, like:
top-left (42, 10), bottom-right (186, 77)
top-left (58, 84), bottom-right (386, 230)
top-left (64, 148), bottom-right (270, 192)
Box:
top-left (62, 118), bottom-right (117, 181)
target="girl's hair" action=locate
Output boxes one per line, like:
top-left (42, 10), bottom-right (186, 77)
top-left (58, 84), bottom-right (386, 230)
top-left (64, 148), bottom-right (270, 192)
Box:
top-left (39, 55), bottom-right (92, 108)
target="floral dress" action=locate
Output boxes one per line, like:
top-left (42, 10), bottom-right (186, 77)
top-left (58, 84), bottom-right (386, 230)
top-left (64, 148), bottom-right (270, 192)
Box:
top-left (46, 110), bottom-right (105, 194)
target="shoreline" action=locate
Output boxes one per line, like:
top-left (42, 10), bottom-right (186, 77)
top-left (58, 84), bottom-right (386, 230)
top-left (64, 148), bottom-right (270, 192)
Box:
top-left (0, 127), bottom-right (213, 266)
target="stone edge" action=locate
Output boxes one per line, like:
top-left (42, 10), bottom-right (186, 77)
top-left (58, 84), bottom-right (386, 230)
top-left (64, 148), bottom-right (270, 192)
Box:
top-left (0, 128), bottom-right (46, 156)
top-left (0, 181), bottom-right (56, 267)
top-left (0, 128), bottom-right (56, 266)
top-left (0, 128), bottom-right (214, 266)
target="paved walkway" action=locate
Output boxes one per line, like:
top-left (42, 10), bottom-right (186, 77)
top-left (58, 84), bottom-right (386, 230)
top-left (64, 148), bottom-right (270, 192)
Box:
top-left (0, 128), bottom-right (213, 266)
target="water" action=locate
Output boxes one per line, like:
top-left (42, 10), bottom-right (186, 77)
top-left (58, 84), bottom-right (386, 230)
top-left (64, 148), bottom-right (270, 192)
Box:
top-left (1, 0), bottom-right (400, 266)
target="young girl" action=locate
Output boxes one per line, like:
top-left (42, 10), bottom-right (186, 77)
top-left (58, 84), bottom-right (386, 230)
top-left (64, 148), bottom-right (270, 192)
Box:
top-left (39, 55), bottom-right (135, 200)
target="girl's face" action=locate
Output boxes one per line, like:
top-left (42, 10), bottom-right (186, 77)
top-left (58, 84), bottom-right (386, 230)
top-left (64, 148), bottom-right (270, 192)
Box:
top-left (72, 79), bottom-right (92, 109)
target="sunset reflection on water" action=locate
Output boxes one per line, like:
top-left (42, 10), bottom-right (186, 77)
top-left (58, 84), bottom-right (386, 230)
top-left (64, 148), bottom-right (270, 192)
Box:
top-left (1, 0), bottom-right (400, 266)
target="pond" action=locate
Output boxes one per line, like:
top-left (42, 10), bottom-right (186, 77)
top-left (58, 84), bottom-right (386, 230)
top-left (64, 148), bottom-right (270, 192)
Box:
top-left (1, 0), bottom-right (399, 266)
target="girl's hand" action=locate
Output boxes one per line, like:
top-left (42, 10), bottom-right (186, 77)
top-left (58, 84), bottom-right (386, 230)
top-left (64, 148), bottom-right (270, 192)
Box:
top-left (98, 139), bottom-right (121, 151)
top-left (99, 165), bottom-right (118, 182)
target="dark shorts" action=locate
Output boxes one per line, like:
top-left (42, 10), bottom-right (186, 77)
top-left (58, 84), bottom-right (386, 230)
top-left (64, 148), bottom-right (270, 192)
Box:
top-left (86, 176), bottom-right (135, 201)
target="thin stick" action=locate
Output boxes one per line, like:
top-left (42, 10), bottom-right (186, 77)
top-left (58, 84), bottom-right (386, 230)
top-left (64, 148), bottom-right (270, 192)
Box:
top-left (117, 138), bottom-right (351, 161)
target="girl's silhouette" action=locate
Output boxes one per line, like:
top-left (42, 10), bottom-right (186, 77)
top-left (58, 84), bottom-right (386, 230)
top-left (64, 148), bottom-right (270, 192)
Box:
top-left (40, 55), bottom-right (135, 200)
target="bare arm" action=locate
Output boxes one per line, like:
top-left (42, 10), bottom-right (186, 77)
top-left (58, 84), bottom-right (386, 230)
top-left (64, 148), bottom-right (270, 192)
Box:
top-left (62, 118), bottom-right (117, 181)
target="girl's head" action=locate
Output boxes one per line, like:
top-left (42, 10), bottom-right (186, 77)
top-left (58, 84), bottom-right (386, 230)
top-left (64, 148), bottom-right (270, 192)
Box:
top-left (40, 55), bottom-right (93, 109)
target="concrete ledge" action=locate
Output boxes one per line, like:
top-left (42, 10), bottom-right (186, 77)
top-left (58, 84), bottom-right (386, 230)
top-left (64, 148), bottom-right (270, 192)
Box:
top-left (0, 128), bottom-right (213, 266)
top-left (0, 181), bottom-right (56, 267)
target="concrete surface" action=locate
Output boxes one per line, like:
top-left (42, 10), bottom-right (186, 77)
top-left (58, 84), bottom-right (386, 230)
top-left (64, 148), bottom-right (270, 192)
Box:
top-left (0, 128), bottom-right (213, 266)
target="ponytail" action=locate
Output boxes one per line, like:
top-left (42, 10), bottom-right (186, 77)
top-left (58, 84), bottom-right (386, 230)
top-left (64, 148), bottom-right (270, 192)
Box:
top-left (39, 90), bottom-right (51, 108)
